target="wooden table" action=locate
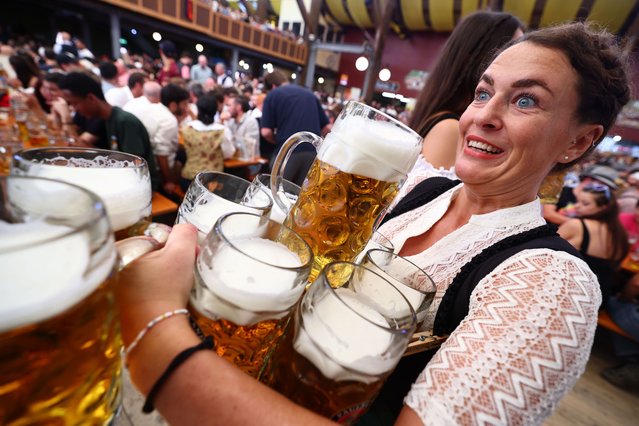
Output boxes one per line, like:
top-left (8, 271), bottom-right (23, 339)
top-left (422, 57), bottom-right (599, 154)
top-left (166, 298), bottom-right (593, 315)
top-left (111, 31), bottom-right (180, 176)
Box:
top-left (151, 192), bottom-right (179, 217)
top-left (223, 156), bottom-right (269, 181)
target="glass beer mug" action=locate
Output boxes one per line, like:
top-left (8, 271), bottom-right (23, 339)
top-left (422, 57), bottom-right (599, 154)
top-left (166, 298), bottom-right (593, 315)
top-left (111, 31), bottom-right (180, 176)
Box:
top-left (0, 176), bottom-right (120, 425)
top-left (270, 101), bottom-right (422, 281)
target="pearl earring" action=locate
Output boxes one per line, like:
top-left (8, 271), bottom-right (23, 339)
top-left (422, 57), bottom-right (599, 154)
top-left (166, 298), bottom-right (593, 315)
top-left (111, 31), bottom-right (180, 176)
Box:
top-left (564, 155), bottom-right (569, 160)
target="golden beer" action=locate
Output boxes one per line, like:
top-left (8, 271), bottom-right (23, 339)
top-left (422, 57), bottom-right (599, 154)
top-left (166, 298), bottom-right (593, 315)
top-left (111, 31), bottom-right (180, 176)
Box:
top-left (190, 212), bottom-right (312, 377)
top-left (0, 275), bottom-right (121, 425)
top-left (0, 176), bottom-right (121, 425)
top-left (261, 262), bottom-right (416, 424)
top-left (284, 158), bottom-right (400, 281)
top-left (189, 306), bottom-right (288, 377)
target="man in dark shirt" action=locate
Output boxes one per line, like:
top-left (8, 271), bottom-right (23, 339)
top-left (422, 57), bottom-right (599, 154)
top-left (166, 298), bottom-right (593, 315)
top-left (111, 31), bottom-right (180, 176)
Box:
top-left (260, 70), bottom-right (330, 185)
top-left (59, 72), bottom-right (159, 190)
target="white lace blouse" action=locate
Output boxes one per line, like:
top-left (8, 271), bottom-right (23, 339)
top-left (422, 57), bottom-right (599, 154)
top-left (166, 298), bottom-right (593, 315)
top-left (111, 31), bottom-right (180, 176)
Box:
top-left (378, 170), bottom-right (601, 426)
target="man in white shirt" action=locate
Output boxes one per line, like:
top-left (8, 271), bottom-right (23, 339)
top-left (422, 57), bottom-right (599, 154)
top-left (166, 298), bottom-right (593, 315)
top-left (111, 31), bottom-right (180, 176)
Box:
top-left (100, 61), bottom-right (133, 107)
top-left (190, 55), bottom-right (213, 84)
top-left (214, 62), bottom-right (234, 88)
top-left (225, 95), bottom-right (260, 159)
top-left (123, 81), bottom-right (179, 194)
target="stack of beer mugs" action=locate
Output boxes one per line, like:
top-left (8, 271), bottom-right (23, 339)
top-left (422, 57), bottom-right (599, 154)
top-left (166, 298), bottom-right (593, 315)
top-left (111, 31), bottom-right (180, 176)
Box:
top-left (12, 147), bottom-right (153, 240)
top-left (261, 262), bottom-right (417, 424)
top-left (189, 212), bottom-right (313, 377)
top-left (0, 176), bottom-right (121, 424)
top-left (176, 171), bottom-right (272, 243)
top-left (270, 101), bottom-right (423, 281)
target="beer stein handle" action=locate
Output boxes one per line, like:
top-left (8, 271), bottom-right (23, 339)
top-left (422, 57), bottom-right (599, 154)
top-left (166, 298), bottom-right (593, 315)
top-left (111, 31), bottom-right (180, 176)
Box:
top-left (269, 131), bottom-right (322, 213)
top-left (115, 223), bottom-right (172, 269)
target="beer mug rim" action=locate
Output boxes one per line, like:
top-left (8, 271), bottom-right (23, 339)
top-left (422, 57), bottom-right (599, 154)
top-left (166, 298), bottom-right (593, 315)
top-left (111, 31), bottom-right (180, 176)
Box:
top-left (214, 211), bottom-right (314, 273)
top-left (194, 171), bottom-right (273, 211)
top-left (314, 261), bottom-right (417, 334)
top-left (13, 147), bottom-right (148, 170)
top-left (339, 100), bottom-right (421, 139)
top-left (0, 175), bottom-right (107, 254)
top-left (363, 249), bottom-right (436, 295)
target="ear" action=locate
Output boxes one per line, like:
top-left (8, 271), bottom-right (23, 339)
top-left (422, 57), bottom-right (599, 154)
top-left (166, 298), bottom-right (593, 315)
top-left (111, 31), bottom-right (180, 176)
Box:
top-left (558, 124), bottom-right (604, 164)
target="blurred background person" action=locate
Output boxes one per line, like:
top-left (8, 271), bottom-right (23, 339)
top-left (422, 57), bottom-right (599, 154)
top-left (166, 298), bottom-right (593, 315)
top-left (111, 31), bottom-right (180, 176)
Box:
top-left (558, 183), bottom-right (629, 308)
top-left (179, 92), bottom-right (234, 192)
top-left (190, 54), bottom-right (212, 84)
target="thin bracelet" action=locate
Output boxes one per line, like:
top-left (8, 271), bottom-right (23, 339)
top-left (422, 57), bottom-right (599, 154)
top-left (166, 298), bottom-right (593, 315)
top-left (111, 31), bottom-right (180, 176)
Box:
top-left (143, 335), bottom-right (214, 413)
top-left (123, 309), bottom-right (189, 365)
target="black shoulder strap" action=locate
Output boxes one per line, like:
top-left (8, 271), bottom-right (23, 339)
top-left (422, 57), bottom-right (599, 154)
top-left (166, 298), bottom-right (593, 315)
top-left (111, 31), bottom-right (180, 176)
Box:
top-left (381, 177), bottom-right (462, 226)
top-left (579, 218), bottom-right (590, 253)
top-left (433, 223), bottom-right (582, 336)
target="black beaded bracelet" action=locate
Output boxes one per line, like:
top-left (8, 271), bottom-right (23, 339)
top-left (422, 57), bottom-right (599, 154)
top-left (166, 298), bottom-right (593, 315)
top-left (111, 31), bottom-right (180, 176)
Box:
top-left (142, 335), bottom-right (215, 414)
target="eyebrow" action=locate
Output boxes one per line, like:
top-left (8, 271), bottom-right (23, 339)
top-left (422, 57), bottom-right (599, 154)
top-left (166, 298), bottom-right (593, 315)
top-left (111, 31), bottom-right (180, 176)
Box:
top-left (479, 74), bottom-right (554, 95)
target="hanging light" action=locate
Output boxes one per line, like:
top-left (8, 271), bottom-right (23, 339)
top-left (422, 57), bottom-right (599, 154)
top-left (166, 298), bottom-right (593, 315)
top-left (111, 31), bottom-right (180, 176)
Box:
top-left (318, 77), bottom-right (325, 84)
top-left (355, 56), bottom-right (369, 71)
top-left (291, 73), bottom-right (297, 80)
top-left (195, 43), bottom-right (204, 52)
top-left (379, 68), bottom-right (391, 82)
top-left (152, 32), bottom-right (162, 41)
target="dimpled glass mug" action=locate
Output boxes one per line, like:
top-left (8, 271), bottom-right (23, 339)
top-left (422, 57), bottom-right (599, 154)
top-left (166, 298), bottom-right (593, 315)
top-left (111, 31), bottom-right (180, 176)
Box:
top-left (270, 101), bottom-right (422, 282)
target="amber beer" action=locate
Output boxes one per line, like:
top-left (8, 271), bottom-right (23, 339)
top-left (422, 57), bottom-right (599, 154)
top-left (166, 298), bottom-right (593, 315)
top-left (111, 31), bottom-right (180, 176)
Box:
top-left (0, 176), bottom-right (121, 425)
top-left (277, 103), bottom-right (423, 282)
top-left (189, 212), bottom-right (312, 377)
top-left (11, 147), bottom-right (153, 240)
top-left (262, 262), bottom-right (416, 424)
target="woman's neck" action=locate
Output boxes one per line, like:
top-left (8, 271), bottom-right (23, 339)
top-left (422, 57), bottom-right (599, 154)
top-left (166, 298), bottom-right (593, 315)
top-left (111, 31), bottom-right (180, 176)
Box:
top-left (454, 185), bottom-right (537, 217)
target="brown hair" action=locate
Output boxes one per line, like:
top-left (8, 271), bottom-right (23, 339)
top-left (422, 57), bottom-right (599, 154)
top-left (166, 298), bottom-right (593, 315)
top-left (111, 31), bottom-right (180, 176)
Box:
top-left (581, 185), bottom-right (629, 262)
top-left (508, 22), bottom-right (631, 168)
top-left (264, 70), bottom-right (288, 91)
top-left (409, 11), bottom-right (524, 136)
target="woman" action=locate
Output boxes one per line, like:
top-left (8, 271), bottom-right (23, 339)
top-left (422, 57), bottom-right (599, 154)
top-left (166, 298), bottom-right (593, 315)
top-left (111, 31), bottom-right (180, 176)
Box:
top-left (9, 50), bottom-right (47, 112)
top-left (558, 184), bottom-right (629, 305)
top-left (409, 11), bottom-right (523, 171)
top-left (118, 23), bottom-right (629, 425)
top-left (179, 92), bottom-right (235, 192)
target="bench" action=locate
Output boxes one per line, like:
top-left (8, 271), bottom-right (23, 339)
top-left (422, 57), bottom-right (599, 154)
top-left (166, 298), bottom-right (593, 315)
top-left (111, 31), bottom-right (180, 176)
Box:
top-left (597, 310), bottom-right (635, 341)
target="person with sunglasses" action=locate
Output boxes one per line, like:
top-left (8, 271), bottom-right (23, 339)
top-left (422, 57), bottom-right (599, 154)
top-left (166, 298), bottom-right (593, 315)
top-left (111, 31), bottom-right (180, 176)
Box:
top-left (558, 183), bottom-right (629, 308)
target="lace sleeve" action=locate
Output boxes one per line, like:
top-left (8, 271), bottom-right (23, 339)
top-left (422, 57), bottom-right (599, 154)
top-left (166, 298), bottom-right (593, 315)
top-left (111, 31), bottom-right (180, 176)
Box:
top-left (404, 249), bottom-right (601, 426)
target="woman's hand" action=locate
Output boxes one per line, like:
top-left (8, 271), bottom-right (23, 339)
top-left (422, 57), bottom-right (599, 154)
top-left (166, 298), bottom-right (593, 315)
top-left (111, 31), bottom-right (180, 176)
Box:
top-left (51, 97), bottom-right (72, 125)
top-left (116, 224), bottom-right (199, 346)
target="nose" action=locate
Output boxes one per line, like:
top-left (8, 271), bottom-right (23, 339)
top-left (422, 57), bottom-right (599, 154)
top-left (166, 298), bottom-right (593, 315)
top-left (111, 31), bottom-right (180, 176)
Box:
top-left (473, 97), bottom-right (503, 130)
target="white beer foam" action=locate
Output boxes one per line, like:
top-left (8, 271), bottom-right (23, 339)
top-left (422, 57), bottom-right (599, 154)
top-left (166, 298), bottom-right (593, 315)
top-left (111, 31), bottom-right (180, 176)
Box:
top-left (21, 157), bottom-right (151, 231)
top-left (192, 238), bottom-right (305, 326)
top-left (0, 220), bottom-right (115, 332)
top-left (177, 192), bottom-right (266, 243)
top-left (249, 182), bottom-right (297, 224)
top-left (294, 288), bottom-right (396, 382)
top-left (317, 116), bottom-right (421, 182)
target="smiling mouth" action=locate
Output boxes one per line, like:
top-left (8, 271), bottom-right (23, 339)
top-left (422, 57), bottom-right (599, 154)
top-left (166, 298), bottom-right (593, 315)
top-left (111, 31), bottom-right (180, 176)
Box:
top-left (467, 140), bottom-right (504, 155)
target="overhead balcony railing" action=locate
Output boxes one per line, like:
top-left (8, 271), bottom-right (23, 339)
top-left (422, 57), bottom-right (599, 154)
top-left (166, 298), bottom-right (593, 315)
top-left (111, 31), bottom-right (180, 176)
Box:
top-left (99, 0), bottom-right (307, 65)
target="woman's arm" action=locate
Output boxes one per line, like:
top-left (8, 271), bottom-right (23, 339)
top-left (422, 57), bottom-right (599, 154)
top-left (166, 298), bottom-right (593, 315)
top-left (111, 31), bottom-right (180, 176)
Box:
top-left (118, 225), bottom-right (423, 426)
top-left (543, 204), bottom-right (571, 225)
top-left (404, 250), bottom-right (600, 425)
top-left (421, 119), bottom-right (459, 170)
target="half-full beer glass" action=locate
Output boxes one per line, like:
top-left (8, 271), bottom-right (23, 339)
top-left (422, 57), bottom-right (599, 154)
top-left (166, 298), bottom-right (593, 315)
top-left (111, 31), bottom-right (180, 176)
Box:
top-left (176, 171), bottom-right (272, 243)
top-left (190, 212), bottom-right (313, 377)
top-left (0, 176), bottom-right (121, 425)
top-left (270, 101), bottom-right (422, 281)
top-left (261, 262), bottom-right (417, 424)
top-left (12, 147), bottom-right (152, 240)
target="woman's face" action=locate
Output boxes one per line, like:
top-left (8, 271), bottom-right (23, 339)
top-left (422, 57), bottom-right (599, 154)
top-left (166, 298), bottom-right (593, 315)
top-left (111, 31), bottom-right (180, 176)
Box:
top-left (456, 42), bottom-right (600, 200)
top-left (575, 192), bottom-right (605, 217)
top-left (40, 80), bottom-right (61, 105)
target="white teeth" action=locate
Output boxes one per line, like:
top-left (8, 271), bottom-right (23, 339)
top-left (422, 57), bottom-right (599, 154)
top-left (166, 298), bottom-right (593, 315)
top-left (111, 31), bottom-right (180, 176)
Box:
top-left (468, 140), bottom-right (502, 153)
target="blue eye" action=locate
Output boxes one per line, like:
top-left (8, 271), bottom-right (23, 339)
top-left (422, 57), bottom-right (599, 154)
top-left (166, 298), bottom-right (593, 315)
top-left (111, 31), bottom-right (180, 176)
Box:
top-left (475, 91), bottom-right (490, 102)
top-left (516, 95), bottom-right (537, 108)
